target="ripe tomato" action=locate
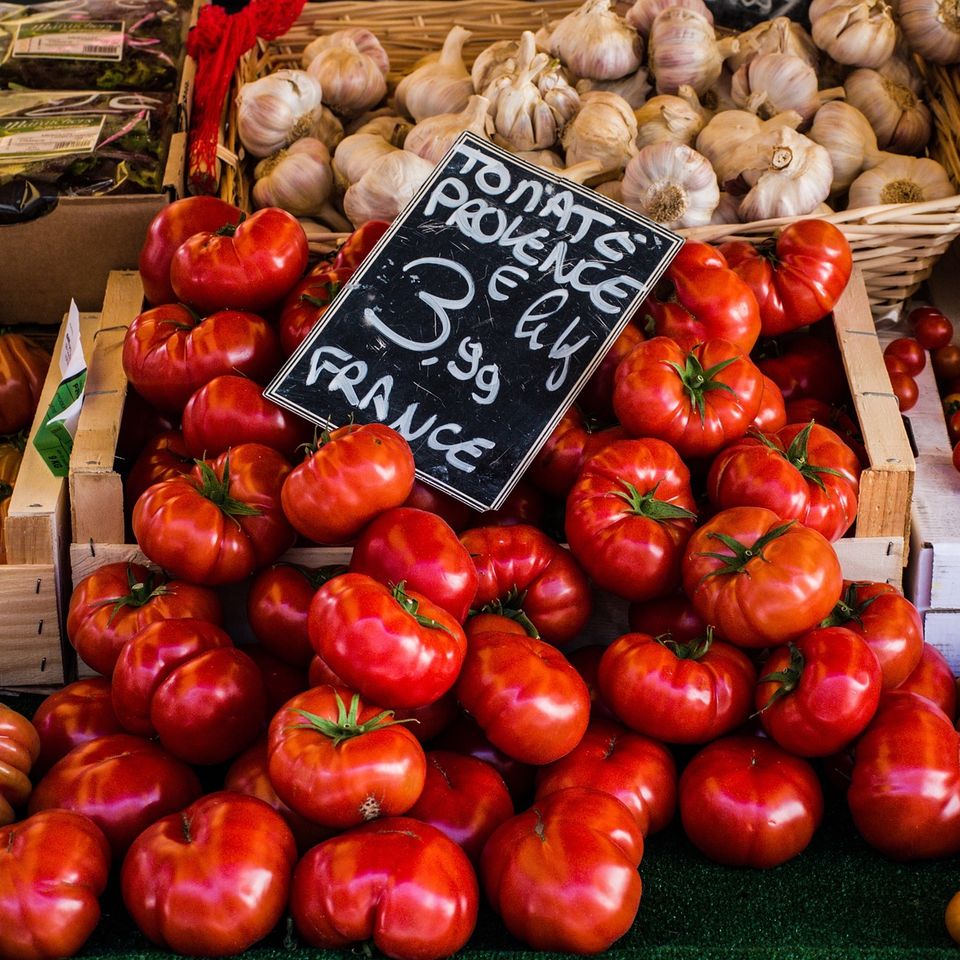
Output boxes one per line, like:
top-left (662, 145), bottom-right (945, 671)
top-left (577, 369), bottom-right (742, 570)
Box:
top-left (481, 787), bottom-right (644, 953)
top-left (170, 206), bottom-right (309, 314)
top-left (614, 337), bottom-right (764, 459)
top-left (455, 629), bottom-right (590, 765)
top-left (889, 371), bottom-right (919, 411)
top-left (243, 644), bottom-right (309, 715)
top-left (278, 265), bottom-right (353, 357)
top-left (679, 735), bottom-right (823, 867)
top-left (947, 891), bottom-right (960, 945)
top-left (469, 478), bottom-right (547, 529)
top-left (909, 305), bottom-right (954, 350)
top-left (565, 437), bottom-right (697, 602)
top-left (66, 561), bottom-right (222, 676)
top-left (267, 685), bottom-right (426, 829)
top-left (883, 353), bottom-right (910, 377)
top-left (575, 321), bottom-right (645, 421)
top-left (720, 219), bottom-right (853, 336)
top-left (291, 817), bottom-right (478, 960)
top-left (884, 337), bottom-right (927, 376)
top-left (751, 374), bottom-right (787, 432)
top-left (307, 573), bottom-right (468, 709)
top-left (122, 305), bottom-right (281, 413)
top-left (282, 422), bottom-right (415, 545)
top-left (0, 331), bottom-right (51, 435)
top-left (682, 506), bottom-right (843, 649)
top-left (757, 335), bottom-right (849, 405)
top-left (0, 703), bottom-right (40, 825)
top-left (755, 627), bottom-right (882, 757)
top-left (403, 479), bottom-right (473, 532)
top-left (567, 644), bottom-right (617, 721)
top-left (534, 717), bottom-right (677, 836)
top-left (644, 240), bottom-right (761, 354)
top-left (627, 592), bottom-right (707, 643)
top-left (332, 219), bottom-right (390, 270)
top-left (133, 443), bottom-right (296, 585)
top-left (954, 440), bottom-right (960, 473)
top-left (124, 429), bottom-right (193, 511)
top-left (598, 629), bottom-right (755, 745)
top-left (896, 642), bottom-right (958, 722)
top-left (121, 792), bottom-right (297, 957)
top-left (933, 343), bottom-right (960, 382)
top-left (0, 810), bottom-right (110, 960)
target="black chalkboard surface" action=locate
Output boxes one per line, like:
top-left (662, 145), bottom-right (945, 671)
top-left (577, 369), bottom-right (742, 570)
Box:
top-left (704, 0), bottom-right (811, 29)
top-left (265, 133), bottom-right (683, 511)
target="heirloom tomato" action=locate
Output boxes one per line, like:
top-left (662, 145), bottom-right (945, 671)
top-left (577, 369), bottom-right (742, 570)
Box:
top-left (460, 524), bottom-right (591, 647)
top-left (757, 335), bottom-right (849, 405)
top-left (567, 644), bottom-right (616, 721)
top-left (613, 337), bottom-right (764, 459)
top-left (121, 792), bottom-right (297, 957)
top-left (291, 817), bottom-right (478, 960)
top-left (278, 265), bottom-right (353, 356)
top-left (627, 592), bottom-right (706, 643)
top-left (390, 692), bottom-right (459, 744)
top-left (644, 240), bottom-right (761, 354)
top-left (133, 443), bottom-right (296, 585)
top-left (169, 207), bottom-right (309, 314)
top-left (897, 642), bottom-right (957, 721)
top-left (0, 810), bottom-right (110, 960)
top-left (332, 219), bottom-right (390, 270)
top-left (281, 422), bottom-right (415, 545)
top-left (908, 305), bottom-right (953, 350)
top-left (481, 787), bottom-right (644, 954)
top-left (0, 703), bottom-right (40, 825)
top-left (679, 735), bottom-right (823, 868)
top-left (682, 506), bottom-right (843, 649)
top-left (470, 478), bottom-right (546, 529)
top-left (598, 628), bottom-right (755, 745)
top-left (751, 375), bottom-right (788, 432)
top-left (121, 304), bottom-right (281, 413)
top-left (66, 561), bottom-right (222, 676)
top-left (267, 685), bottom-right (426, 829)
top-left (755, 627), bottom-right (882, 757)
top-left (124, 429), bottom-right (193, 511)
top-left (719, 219), bottom-right (853, 336)
top-left (243, 644), bottom-right (309, 714)
top-left (308, 572), bottom-right (467, 709)
top-left (0, 331), bottom-right (50, 435)
top-left (403, 478), bottom-right (473, 532)
top-left (565, 437), bottom-right (697, 602)
top-left (575, 321), bottom-right (645, 421)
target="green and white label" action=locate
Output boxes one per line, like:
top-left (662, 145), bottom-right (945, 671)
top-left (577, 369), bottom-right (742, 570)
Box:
top-left (0, 115), bottom-right (104, 158)
top-left (13, 20), bottom-right (124, 60)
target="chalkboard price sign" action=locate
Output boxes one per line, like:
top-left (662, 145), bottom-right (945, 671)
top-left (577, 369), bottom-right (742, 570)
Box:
top-left (265, 132), bottom-right (683, 511)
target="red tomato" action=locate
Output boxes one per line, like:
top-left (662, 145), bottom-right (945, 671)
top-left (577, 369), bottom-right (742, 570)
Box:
top-left (909, 305), bottom-right (954, 350)
top-left (933, 344), bottom-right (960, 381)
top-left (884, 337), bottom-right (927, 376)
top-left (242, 644), bottom-right (309, 715)
top-left (170, 207), bottom-right (309, 314)
top-left (282, 422), bottom-right (415, 545)
top-left (391, 692), bottom-right (459, 744)
top-left (883, 353), bottom-right (910, 377)
top-left (565, 438), bottom-right (697, 602)
top-left (66, 561), bottom-right (222, 676)
top-left (0, 703), bottom-right (40, 826)
top-left (534, 717), bottom-right (677, 836)
top-left (751, 375), bottom-right (788, 432)
top-left (455, 629), bottom-right (590, 765)
top-left (645, 240), bottom-right (761, 354)
top-left (278, 265), bottom-right (353, 356)
top-left (755, 627), bottom-right (882, 757)
top-left (0, 331), bottom-right (51, 435)
top-left (124, 429), bottom-right (193, 511)
top-left (614, 337), bottom-right (764, 459)
top-left (682, 507), bottom-right (843, 649)
top-left (291, 817), bottom-right (478, 960)
top-left (402, 479), bottom-right (473, 532)
top-left (567, 644), bottom-right (617, 721)
top-left (821, 580), bottom-right (924, 690)
top-left (0, 810), bottom-right (110, 960)
top-left (889, 371), bottom-right (919, 411)
top-left (598, 629), bottom-right (755, 744)
top-left (896, 642), bottom-right (958, 722)
top-left (332, 220), bottom-right (391, 270)
top-left (267, 685), bottom-right (426, 829)
top-left (111, 618), bottom-right (266, 765)
top-left (133, 443), bottom-right (296, 585)
top-left (349, 506), bottom-right (479, 622)
top-left (757, 335), bottom-right (849, 405)
top-left (706, 421), bottom-right (861, 542)
top-left (627, 592), bottom-right (706, 643)
top-left (28, 733), bottom-right (202, 858)
top-left (679, 735), bottom-right (823, 867)
top-left (307, 573), bottom-right (468, 709)
top-left (848, 691), bottom-right (960, 860)
top-left (122, 305), bottom-right (281, 413)
top-left (720, 219), bottom-right (853, 336)
top-left (460, 524), bottom-right (591, 647)
top-left (121, 792), bottom-right (297, 956)
top-left (576, 321), bottom-right (646, 421)
top-left (247, 562), bottom-right (347, 668)
top-left (30, 677), bottom-right (121, 777)
top-left (138, 195), bottom-right (241, 305)
top-left (481, 787), bottom-right (644, 953)
top-left (406, 750), bottom-right (514, 862)
top-left (468, 478), bottom-right (547, 529)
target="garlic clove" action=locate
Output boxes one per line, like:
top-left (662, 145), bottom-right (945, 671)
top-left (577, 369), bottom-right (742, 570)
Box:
top-left (343, 150), bottom-right (436, 227)
top-left (253, 138), bottom-right (334, 217)
top-left (236, 69), bottom-right (325, 159)
top-left (404, 95), bottom-right (493, 165)
top-left (847, 154), bottom-right (956, 208)
top-left (394, 25), bottom-right (474, 122)
top-left (543, 0), bottom-right (643, 81)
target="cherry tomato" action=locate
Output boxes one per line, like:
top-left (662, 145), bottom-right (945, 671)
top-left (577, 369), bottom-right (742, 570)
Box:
top-left (946, 891), bottom-right (960, 945)
top-left (889, 371), bottom-right (919, 411)
top-left (909, 305), bottom-right (954, 350)
top-left (884, 337), bottom-right (927, 376)
top-left (933, 344), bottom-right (960, 381)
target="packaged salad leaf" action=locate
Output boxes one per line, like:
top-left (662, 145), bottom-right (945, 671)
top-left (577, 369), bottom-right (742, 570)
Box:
top-left (0, 88), bottom-right (175, 222)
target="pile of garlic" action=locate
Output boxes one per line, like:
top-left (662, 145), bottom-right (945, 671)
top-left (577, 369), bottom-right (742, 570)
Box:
top-left (232, 0), bottom-right (959, 230)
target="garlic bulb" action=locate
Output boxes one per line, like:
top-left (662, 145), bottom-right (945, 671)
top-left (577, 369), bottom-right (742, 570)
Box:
top-left (332, 120), bottom-right (408, 191)
top-left (394, 26), bottom-right (474, 122)
top-left (625, 0), bottom-right (712, 36)
top-left (562, 91), bottom-right (639, 179)
top-left (472, 39), bottom-right (519, 94)
top-left (542, 0), bottom-right (643, 81)
top-left (732, 126), bottom-right (833, 221)
top-left (696, 109), bottom-right (801, 187)
top-left (313, 107), bottom-right (345, 153)
top-left (576, 68), bottom-right (652, 109)
top-left (621, 142), bottom-right (720, 227)
top-left (343, 150), bottom-right (435, 227)
top-left (808, 100), bottom-right (882, 194)
top-left (731, 53), bottom-right (841, 126)
top-left (649, 7), bottom-right (738, 96)
top-left (405, 96), bottom-right (493, 165)
top-left (635, 85), bottom-right (711, 148)
top-left (236, 70), bottom-right (325, 158)
top-left (897, 0), bottom-right (960, 65)
top-left (809, 0), bottom-right (897, 69)
top-left (844, 59), bottom-right (933, 155)
top-left (253, 138), bottom-right (334, 217)
top-left (847, 154), bottom-right (955, 208)
top-left (710, 191), bottom-right (741, 224)
top-left (726, 17), bottom-right (819, 73)
top-left (302, 28), bottom-right (389, 77)
top-left (352, 114), bottom-right (412, 144)
top-left (304, 33), bottom-right (388, 119)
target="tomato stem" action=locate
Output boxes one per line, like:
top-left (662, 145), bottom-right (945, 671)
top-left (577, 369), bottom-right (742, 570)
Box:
top-left (613, 479), bottom-right (697, 522)
top-left (390, 581), bottom-right (455, 636)
top-left (666, 353), bottom-right (739, 425)
top-left (287, 691), bottom-right (416, 745)
top-left (195, 457), bottom-right (263, 520)
top-left (477, 589), bottom-right (540, 639)
top-left (697, 521), bottom-right (796, 578)
top-left (656, 625), bottom-right (715, 661)
top-left (755, 642), bottom-right (805, 713)
top-left (89, 564), bottom-right (171, 623)
top-left (820, 582), bottom-right (881, 628)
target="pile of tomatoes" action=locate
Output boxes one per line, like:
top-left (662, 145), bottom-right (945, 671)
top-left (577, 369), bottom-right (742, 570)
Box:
top-left (1, 202), bottom-right (958, 960)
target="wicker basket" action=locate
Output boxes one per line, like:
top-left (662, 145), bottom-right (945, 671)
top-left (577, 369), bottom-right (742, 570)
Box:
top-left (217, 0), bottom-right (960, 320)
